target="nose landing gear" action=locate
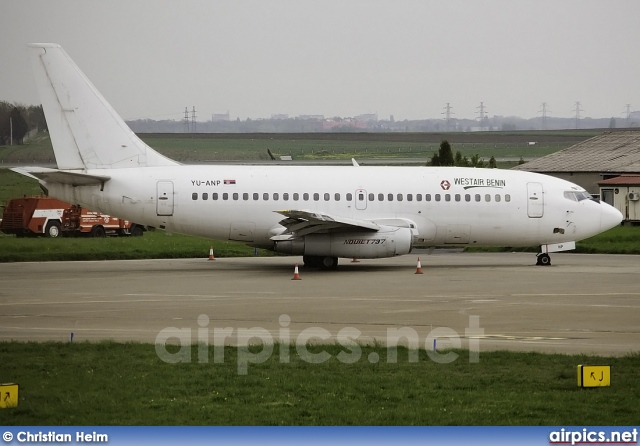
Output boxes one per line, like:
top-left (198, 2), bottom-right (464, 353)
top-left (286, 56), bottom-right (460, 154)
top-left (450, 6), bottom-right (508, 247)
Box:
top-left (536, 253), bottom-right (551, 266)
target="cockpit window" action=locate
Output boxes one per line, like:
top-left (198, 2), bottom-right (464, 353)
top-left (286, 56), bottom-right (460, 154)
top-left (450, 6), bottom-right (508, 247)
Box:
top-left (564, 191), bottom-right (592, 202)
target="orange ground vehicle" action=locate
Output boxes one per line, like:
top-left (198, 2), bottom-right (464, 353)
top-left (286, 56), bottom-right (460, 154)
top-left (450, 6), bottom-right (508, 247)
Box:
top-left (0, 197), bottom-right (144, 237)
top-left (0, 197), bottom-right (68, 237)
top-left (61, 205), bottom-right (144, 237)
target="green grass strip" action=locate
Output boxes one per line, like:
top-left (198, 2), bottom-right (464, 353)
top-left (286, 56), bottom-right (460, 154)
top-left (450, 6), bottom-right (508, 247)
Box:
top-left (0, 342), bottom-right (638, 425)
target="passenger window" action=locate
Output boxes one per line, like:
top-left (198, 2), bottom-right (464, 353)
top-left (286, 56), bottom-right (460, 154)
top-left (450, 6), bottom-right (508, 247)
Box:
top-left (253, 193), bottom-right (259, 201)
top-left (303, 193), bottom-right (309, 201)
top-left (416, 194), bottom-right (422, 202)
top-left (465, 194), bottom-right (470, 202)
top-left (378, 193), bottom-right (384, 201)
top-left (455, 194), bottom-right (461, 202)
top-left (325, 193), bottom-right (330, 201)
top-left (293, 193), bottom-right (299, 201)
top-left (213, 193), bottom-right (219, 200)
top-left (273, 193), bottom-right (279, 200)
top-left (202, 193), bottom-right (208, 200)
top-left (347, 193), bottom-right (353, 201)
top-left (368, 193), bottom-right (374, 201)
top-left (313, 193), bottom-right (319, 201)
top-left (335, 193), bottom-right (340, 201)
top-left (425, 194), bottom-right (431, 202)
top-left (223, 193), bottom-right (229, 201)
top-left (407, 194), bottom-right (413, 201)
top-left (192, 193), bottom-right (198, 200)
top-left (485, 194), bottom-right (491, 202)
top-left (283, 193), bottom-right (289, 201)
top-left (435, 194), bottom-right (441, 202)
top-left (505, 194), bottom-right (511, 202)
top-left (495, 194), bottom-right (501, 202)
top-left (233, 193), bottom-right (238, 200)
top-left (243, 193), bottom-right (248, 201)
top-left (475, 194), bottom-right (481, 202)
top-left (445, 194), bottom-right (451, 202)
top-left (388, 193), bottom-right (394, 202)
top-left (263, 193), bottom-right (269, 201)
top-left (397, 194), bottom-right (403, 201)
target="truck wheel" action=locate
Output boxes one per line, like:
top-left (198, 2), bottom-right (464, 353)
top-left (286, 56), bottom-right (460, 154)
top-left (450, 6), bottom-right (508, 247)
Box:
top-left (45, 221), bottom-right (61, 238)
top-left (91, 226), bottom-right (106, 238)
top-left (130, 225), bottom-right (144, 237)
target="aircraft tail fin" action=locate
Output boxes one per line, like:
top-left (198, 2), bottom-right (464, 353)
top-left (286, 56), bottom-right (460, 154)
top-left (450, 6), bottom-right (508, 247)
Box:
top-left (28, 43), bottom-right (178, 170)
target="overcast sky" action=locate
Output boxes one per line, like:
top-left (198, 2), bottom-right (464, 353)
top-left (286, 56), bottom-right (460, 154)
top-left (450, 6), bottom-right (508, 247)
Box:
top-left (2, 1), bottom-right (640, 121)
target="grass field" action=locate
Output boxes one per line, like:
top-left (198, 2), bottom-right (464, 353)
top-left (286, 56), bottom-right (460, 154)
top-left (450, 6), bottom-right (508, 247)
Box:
top-left (0, 230), bottom-right (268, 262)
top-left (0, 130), bottom-right (597, 164)
top-left (1, 131), bottom-right (638, 427)
top-left (0, 342), bottom-right (638, 425)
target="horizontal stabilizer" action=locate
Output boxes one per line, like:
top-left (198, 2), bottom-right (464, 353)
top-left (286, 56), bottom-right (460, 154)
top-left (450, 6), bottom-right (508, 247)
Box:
top-left (11, 167), bottom-right (110, 186)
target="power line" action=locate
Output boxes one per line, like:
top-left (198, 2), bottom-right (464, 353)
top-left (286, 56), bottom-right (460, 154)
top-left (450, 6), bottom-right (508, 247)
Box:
top-left (539, 102), bottom-right (551, 130)
top-left (184, 107), bottom-right (190, 133)
top-left (573, 101), bottom-right (584, 129)
top-left (441, 103), bottom-right (454, 131)
top-left (476, 102), bottom-right (487, 129)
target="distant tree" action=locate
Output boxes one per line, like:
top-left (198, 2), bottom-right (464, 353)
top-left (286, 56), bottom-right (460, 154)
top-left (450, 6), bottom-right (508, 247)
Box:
top-left (470, 154), bottom-right (486, 168)
top-left (518, 156), bottom-right (525, 165)
top-left (488, 156), bottom-right (497, 168)
top-left (9, 107), bottom-right (29, 144)
top-left (26, 105), bottom-right (47, 131)
top-left (453, 150), bottom-right (470, 167)
top-left (437, 140), bottom-right (454, 166)
top-left (430, 152), bottom-right (440, 166)
top-left (609, 117), bottom-right (616, 129)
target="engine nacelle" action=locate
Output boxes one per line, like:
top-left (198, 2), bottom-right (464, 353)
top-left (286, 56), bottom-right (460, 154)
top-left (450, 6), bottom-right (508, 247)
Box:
top-left (273, 227), bottom-right (414, 259)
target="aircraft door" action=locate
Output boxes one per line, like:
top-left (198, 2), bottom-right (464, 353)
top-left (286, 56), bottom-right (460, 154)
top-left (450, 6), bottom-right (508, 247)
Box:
top-left (527, 182), bottom-right (544, 218)
top-left (157, 181), bottom-right (174, 216)
top-left (355, 189), bottom-right (367, 210)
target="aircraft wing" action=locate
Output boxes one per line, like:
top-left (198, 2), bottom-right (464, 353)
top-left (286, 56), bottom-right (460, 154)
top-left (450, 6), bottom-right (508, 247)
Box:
top-left (273, 209), bottom-right (380, 238)
top-left (11, 167), bottom-right (110, 186)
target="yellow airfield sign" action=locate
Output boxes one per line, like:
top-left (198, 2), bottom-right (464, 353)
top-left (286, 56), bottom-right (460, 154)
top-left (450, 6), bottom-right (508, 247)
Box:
top-left (0, 383), bottom-right (19, 408)
top-left (577, 365), bottom-right (611, 388)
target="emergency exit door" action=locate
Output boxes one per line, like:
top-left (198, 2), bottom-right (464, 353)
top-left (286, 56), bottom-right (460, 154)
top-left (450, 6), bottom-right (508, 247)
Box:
top-left (157, 181), bottom-right (174, 216)
top-left (527, 182), bottom-right (544, 218)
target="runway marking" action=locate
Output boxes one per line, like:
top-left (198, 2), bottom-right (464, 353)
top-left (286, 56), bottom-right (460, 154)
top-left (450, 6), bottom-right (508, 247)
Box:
top-left (513, 292), bottom-right (640, 297)
top-left (0, 299), bottom-right (168, 306)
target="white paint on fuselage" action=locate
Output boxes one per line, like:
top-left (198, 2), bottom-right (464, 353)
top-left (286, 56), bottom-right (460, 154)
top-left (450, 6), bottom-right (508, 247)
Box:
top-left (44, 165), bottom-right (621, 251)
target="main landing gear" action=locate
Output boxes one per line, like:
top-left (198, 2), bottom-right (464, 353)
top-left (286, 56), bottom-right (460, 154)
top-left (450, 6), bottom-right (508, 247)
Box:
top-left (536, 253), bottom-right (551, 266)
top-left (303, 255), bottom-right (339, 270)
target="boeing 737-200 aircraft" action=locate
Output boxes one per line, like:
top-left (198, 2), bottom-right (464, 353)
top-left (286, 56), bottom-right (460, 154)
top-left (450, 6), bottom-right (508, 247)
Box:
top-left (14, 43), bottom-right (623, 268)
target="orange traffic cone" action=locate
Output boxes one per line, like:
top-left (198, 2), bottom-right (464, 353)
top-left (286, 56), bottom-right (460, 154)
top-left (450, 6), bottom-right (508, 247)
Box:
top-left (351, 257), bottom-right (360, 263)
top-left (208, 246), bottom-right (216, 261)
top-left (415, 257), bottom-right (424, 274)
top-left (291, 263), bottom-right (301, 280)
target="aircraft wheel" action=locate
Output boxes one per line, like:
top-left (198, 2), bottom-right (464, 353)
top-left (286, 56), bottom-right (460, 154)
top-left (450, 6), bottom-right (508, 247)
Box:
top-left (320, 256), bottom-right (339, 270)
top-left (536, 253), bottom-right (551, 266)
top-left (303, 255), bottom-right (322, 268)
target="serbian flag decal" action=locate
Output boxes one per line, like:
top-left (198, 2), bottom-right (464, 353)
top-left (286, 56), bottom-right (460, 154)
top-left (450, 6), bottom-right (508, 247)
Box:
top-left (223, 179), bottom-right (236, 185)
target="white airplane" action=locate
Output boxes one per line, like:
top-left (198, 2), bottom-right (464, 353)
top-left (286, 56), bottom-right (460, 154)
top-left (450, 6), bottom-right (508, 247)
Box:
top-left (15, 43), bottom-right (623, 268)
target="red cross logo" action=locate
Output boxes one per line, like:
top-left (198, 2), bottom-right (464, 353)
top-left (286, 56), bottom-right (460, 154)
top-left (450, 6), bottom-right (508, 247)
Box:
top-left (440, 180), bottom-right (451, 190)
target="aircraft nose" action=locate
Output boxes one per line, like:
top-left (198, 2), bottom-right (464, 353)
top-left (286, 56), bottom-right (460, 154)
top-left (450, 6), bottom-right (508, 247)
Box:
top-left (601, 202), bottom-right (623, 231)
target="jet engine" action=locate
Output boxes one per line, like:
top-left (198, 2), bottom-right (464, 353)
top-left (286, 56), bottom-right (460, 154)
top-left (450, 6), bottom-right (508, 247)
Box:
top-left (273, 226), bottom-right (414, 259)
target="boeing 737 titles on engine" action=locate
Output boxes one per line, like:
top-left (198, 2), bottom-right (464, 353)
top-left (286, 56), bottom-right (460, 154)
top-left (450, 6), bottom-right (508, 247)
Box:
top-left (13, 44), bottom-right (623, 269)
